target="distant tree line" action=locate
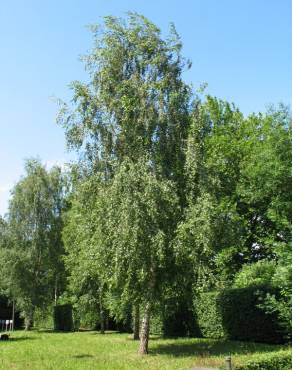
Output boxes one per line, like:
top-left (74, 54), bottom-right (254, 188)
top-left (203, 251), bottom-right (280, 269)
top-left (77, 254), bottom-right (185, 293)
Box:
top-left (0, 13), bottom-right (291, 354)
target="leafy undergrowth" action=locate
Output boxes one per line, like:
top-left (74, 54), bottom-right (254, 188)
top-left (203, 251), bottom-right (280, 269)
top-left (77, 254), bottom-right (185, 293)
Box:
top-left (0, 330), bottom-right (290, 370)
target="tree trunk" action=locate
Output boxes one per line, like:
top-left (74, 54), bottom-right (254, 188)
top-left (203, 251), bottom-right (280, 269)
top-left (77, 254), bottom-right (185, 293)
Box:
top-left (105, 310), bottom-right (109, 331)
top-left (100, 312), bottom-right (105, 334)
top-left (133, 305), bottom-right (140, 340)
top-left (99, 290), bottom-right (105, 334)
top-left (11, 300), bottom-right (15, 331)
top-left (54, 276), bottom-right (58, 306)
top-left (138, 302), bottom-right (151, 355)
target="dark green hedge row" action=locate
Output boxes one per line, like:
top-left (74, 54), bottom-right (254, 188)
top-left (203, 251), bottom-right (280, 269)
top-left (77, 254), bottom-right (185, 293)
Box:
top-left (195, 286), bottom-right (287, 343)
top-left (154, 297), bottom-right (201, 337)
top-left (53, 304), bottom-right (73, 331)
top-left (162, 305), bottom-right (201, 337)
top-left (233, 351), bottom-right (292, 370)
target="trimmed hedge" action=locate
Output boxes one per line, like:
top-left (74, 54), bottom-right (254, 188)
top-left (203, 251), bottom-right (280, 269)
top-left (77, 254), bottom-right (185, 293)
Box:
top-left (53, 304), bottom-right (73, 331)
top-left (195, 286), bottom-right (287, 343)
top-left (196, 292), bottom-right (225, 339)
top-left (233, 351), bottom-right (292, 370)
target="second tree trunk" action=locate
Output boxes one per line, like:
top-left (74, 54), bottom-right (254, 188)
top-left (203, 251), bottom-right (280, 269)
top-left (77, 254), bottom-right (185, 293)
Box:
top-left (133, 305), bottom-right (140, 340)
top-left (138, 302), bottom-right (151, 354)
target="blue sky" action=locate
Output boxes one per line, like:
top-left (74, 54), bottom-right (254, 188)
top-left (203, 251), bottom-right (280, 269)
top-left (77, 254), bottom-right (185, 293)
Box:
top-left (1, 0), bottom-right (292, 215)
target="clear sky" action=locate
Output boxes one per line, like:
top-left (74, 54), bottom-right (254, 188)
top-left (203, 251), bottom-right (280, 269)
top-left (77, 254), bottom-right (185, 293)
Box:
top-left (1, 0), bottom-right (292, 215)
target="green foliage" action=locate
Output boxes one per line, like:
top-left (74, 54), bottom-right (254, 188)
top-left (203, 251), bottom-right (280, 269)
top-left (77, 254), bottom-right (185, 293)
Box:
top-left (33, 306), bottom-right (54, 329)
top-left (62, 175), bottom-right (104, 329)
top-left (233, 260), bottom-right (277, 288)
top-left (176, 192), bottom-right (245, 292)
top-left (58, 13), bottom-right (192, 198)
top-left (0, 159), bottom-right (67, 327)
top-left (94, 159), bottom-right (180, 307)
top-left (219, 287), bottom-right (286, 343)
top-left (149, 313), bottom-right (163, 335)
top-left (195, 292), bottom-right (225, 339)
top-left (162, 304), bottom-right (200, 338)
top-left (234, 351), bottom-right (292, 370)
top-left (262, 243), bottom-right (292, 338)
top-left (54, 304), bottom-right (74, 331)
top-left (195, 286), bottom-right (287, 343)
top-left (202, 98), bottom-right (291, 269)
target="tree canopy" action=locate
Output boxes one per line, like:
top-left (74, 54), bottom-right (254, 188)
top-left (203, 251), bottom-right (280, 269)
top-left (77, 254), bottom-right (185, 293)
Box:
top-left (0, 159), bottom-right (67, 329)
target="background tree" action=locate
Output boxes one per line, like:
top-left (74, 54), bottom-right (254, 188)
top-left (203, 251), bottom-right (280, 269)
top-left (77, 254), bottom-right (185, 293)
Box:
top-left (62, 174), bottom-right (108, 333)
top-left (0, 159), bottom-right (67, 329)
top-left (195, 98), bottom-right (292, 285)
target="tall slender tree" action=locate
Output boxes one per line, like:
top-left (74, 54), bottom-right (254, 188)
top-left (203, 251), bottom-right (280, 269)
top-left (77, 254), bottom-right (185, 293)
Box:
top-left (59, 13), bottom-right (194, 353)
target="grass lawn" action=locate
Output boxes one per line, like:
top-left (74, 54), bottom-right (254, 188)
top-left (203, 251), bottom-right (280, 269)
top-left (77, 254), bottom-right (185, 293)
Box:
top-left (0, 330), bottom-right (290, 370)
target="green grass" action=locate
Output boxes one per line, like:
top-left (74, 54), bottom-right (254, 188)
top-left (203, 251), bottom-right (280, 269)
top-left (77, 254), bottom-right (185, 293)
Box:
top-left (0, 330), bottom-right (290, 370)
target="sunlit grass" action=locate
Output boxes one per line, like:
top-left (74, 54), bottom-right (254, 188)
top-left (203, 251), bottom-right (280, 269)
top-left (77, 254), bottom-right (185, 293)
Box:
top-left (0, 330), bottom-right (290, 369)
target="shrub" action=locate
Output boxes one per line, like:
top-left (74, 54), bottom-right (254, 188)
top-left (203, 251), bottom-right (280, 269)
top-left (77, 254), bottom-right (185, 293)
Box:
top-left (53, 304), bottom-right (73, 331)
top-left (195, 286), bottom-right (287, 343)
top-left (150, 313), bottom-right (163, 335)
top-left (195, 292), bottom-right (225, 339)
top-left (233, 260), bottom-right (276, 288)
top-left (233, 351), bottom-right (292, 370)
top-left (34, 307), bottom-right (53, 329)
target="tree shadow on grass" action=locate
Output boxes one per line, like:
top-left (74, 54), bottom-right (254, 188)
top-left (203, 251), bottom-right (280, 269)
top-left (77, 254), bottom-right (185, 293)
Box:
top-left (3, 336), bottom-right (37, 342)
top-left (36, 329), bottom-right (55, 333)
top-left (125, 335), bottom-right (162, 342)
top-left (37, 329), bottom-right (77, 334)
top-left (91, 331), bottom-right (122, 335)
top-left (150, 339), bottom-right (285, 358)
top-left (72, 354), bottom-right (94, 359)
